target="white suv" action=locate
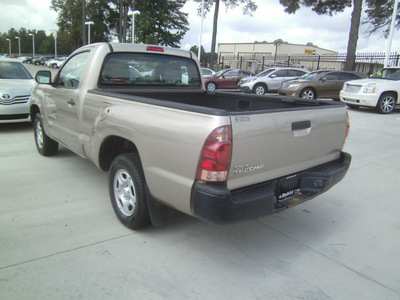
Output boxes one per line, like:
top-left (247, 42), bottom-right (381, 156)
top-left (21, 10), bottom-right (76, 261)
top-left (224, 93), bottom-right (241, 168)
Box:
top-left (238, 67), bottom-right (309, 95)
top-left (340, 67), bottom-right (400, 114)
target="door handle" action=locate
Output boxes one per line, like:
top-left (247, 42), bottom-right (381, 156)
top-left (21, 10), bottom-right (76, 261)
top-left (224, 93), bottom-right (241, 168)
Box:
top-left (68, 99), bottom-right (76, 106)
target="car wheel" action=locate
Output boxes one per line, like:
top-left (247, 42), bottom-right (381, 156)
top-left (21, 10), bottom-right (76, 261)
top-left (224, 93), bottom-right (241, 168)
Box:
top-left (109, 153), bottom-right (151, 230)
top-left (206, 82), bottom-right (217, 91)
top-left (35, 62), bottom-right (40, 66)
top-left (376, 92), bottom-right (396, 114)
top-left (300, 88), bottom-right (316, 100)
top-left (52, 64), bottom-right (58, 69)
top-left (34, 114), bottom-right (59, 156)
top-left (253, 83), bottom-right (268, 95)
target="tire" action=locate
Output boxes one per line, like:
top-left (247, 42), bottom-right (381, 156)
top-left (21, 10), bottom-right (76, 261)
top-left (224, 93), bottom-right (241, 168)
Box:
top-left (109, 153), bottom-right (151, 229)
top-left (34, 114), bottom-right (59, 156)
top-left (52, 64), bottom-right (58, 69)
top-left (253, 83), bottom-right (268, 95)
top-left (206, 82), bottom-right (217, 91)
top-left (376, 92), bottom-right (397, 114)
top-left (300, 88), bottom-right (316, 100)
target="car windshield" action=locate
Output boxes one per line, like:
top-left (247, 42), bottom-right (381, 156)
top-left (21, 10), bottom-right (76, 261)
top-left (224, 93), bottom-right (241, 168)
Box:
top-left (298, 71), bottom-right (329, 80)
top-left (0, 61), bottom-right (33, 79)
top-left (256, 69), bottom-right (275, 77)
top-left (99, 53), bottom-right (202, 88)
top-left (371, 68), bottom-right (400, 80)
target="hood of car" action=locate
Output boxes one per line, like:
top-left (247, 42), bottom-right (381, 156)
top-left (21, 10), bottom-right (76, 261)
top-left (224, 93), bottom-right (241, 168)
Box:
top-left (0, 79), bottom-right (36, 97)
top-left (239, 76), bottom-right (257, 83)
top-left (344, 78), bottom-right (396, 85)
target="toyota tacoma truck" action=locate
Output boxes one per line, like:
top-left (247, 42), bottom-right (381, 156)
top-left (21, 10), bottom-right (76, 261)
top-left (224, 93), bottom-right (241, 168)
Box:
top-left (30, 42), bottom-right (351, 229)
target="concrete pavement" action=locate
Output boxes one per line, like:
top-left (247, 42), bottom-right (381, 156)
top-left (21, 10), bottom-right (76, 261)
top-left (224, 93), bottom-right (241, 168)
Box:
top-left (0, 108), bottom-right (399, 299)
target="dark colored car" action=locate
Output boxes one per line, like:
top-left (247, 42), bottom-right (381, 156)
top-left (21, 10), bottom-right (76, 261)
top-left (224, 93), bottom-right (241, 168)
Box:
top-left (203, 69), bottom-right (253, 91)
top-left (32, 56), bottom-right (54, 66)
top-left (279, 70), bottom-right (367, 100)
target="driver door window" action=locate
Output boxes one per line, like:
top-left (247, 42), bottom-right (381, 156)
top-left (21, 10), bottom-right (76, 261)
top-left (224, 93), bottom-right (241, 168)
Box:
top-left (58, 52), bottom-right (90, 88)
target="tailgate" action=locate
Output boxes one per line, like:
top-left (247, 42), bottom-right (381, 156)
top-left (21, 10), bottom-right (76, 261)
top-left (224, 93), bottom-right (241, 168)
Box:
top-left (227, 106), bottom-right (348, 190)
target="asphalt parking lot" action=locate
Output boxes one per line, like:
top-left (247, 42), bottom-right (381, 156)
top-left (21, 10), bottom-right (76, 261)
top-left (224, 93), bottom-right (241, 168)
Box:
top-left (1, 81), bottom-right (400, 298)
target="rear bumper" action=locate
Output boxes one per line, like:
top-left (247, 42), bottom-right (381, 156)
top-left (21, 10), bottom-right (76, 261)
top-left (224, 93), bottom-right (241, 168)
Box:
top-left (191, 152), bottom-right (351, 224)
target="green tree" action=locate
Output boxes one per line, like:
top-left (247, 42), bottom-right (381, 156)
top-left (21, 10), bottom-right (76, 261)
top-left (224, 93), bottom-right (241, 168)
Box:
top-left (190, 45), bottom-right (206, 64)
top-left (194, 0), bottom-right (257, 69)
top-left (51, 0), bottom-right (85, 51)
top-left (279, 0), bottom-right (361, 71)
top-left (364, 0), bottom-right (400, 37)
top-left (135, 0), bottom-right (189, 47)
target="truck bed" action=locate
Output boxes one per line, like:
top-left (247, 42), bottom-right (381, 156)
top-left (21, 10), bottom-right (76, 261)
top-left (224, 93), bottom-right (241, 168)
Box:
top-left (89, 89), bottom-right (345, 116)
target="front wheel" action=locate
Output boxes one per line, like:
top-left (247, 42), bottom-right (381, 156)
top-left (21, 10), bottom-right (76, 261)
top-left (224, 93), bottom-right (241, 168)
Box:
top-left (376, 93), bottom-right (397, 114)
top-left (300, 88), bottom-right (316, 100)
top-left (109, 153), bottom-right (151, 229)
top-left (253, 83), bottom-right (268, 95)
top-left (34, 114), bottom-right (58, 156)
top-left (206, 82), bottom-right (217, 91)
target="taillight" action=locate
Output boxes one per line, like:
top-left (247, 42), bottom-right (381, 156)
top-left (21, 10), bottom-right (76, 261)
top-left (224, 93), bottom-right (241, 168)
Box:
top-left (341, 112), bottom-right (350, 150)
top-left (196, 126), bottom-right (232, 182)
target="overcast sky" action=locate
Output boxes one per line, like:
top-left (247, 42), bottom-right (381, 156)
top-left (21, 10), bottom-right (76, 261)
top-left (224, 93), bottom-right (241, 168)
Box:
top-left (1, 0), bottom-right (398, 54)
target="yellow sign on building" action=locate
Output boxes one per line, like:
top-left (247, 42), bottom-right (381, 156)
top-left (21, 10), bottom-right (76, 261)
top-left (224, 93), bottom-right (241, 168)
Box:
top-left (304, 49), bottom-right (316, 55)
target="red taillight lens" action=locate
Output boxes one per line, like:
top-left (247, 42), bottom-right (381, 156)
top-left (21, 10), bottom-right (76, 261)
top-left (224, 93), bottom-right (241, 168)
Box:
top-left (196, 126), bottom-right (232, 182)
top-left (341, 112), bottom-right (350, 150)
top-left (146, 46), bottom-right (164, 52)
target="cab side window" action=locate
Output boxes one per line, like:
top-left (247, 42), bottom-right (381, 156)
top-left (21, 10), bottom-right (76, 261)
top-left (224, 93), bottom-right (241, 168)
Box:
top-left (323, 72), bottom-right (340, 81)
top-left (57, 52), bottom-right (90, 88)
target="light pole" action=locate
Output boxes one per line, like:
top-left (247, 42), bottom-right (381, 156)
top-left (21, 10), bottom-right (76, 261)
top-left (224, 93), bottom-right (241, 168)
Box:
top-left (5, 39), bottom-right (11, 56)
top-left (15, 37), bottom-right (21, 56)
top-left (85, 21), bottom-right (94, 44)
top-left (52, 30), bottom-right (57, 58)
top-left (198, 0), bottom-right (205, 63)
top-left (28, 33), bottom-right (35, 58)
top-left (129, 10), bottom-right (140, 43)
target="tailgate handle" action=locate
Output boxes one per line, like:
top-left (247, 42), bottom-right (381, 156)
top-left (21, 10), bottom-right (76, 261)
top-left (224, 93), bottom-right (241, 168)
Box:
top-left (292, 120), bottom-right (311, 136)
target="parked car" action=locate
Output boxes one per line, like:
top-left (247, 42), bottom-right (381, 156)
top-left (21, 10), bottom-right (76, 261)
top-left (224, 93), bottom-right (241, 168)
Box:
top-left (204, 69), bottom-right (254, 91)
top-left (0, 57), bottom-right (36, 123)
top-left (279, 70), bottom-right (367, 100)
top-left (238, 67), bottom-right (309, 95)
top-left (44, 57), bottom-right (67, 69)
top-left (32, 56), bottom-right (54, 66)
top-left (201, 68), bottom-right (215, 78)
top-left (340, 67), bottom-right (400, 114)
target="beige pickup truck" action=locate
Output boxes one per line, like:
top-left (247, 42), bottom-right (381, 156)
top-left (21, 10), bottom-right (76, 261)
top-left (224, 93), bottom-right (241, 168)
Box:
top-left (30, 43), bottom-right (351, 229)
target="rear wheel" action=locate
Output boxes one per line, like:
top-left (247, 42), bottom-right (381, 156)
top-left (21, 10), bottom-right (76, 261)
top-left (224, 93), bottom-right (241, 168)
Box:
top-left (206, 82), bottom-right (217, 91)
top-left (300, 88), bottom-right (316, 100)
top-left (376, 92), bottom-right (396, 114)
top-left (34, 114), bottom-right (58, 156)
top-left (253, 83), bottom-right (268, 95)
top-left (109, 153), bottom-right (151, 229)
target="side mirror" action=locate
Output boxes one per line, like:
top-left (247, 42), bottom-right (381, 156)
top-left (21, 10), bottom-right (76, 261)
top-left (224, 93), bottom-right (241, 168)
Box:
top-left (320, 77), bottom-right (327, 82)
top-left (270, 74), bottom-right (276, 78)
top-left (35, 70), bottom-right (52, 84)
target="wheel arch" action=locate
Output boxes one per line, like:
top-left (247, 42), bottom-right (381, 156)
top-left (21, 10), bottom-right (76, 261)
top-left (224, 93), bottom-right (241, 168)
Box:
top-left (379, 90), bottom-right (398, 101)
top-left (99, 135), bottom-right (140, 171)
top-left (252, 82), bottom-right (268, 93)
top-left (30, 104), bottom-right (40, 124)
top-left (206, 81), bottom-right (218, 90)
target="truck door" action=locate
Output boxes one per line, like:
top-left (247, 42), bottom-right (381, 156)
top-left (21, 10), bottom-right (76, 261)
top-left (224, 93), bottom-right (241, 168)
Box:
top-left (45, 51), bottom-right (90, 153)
